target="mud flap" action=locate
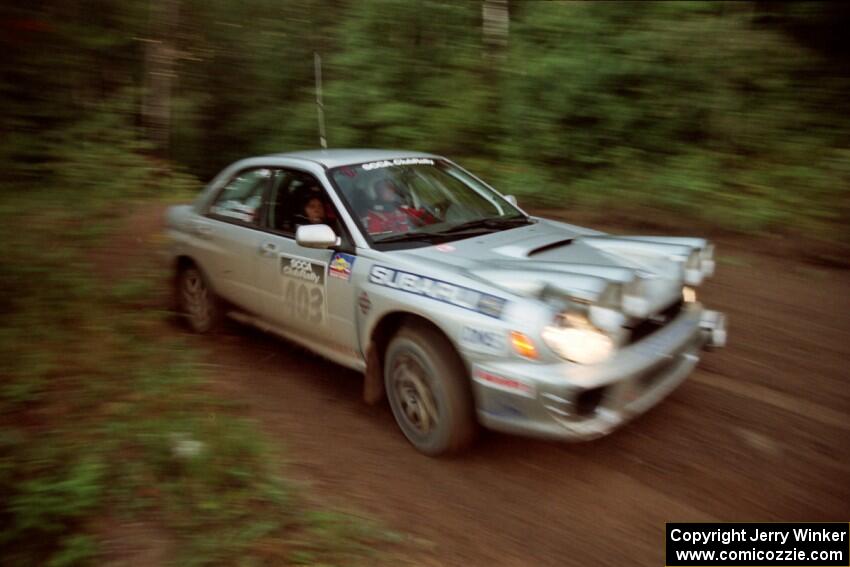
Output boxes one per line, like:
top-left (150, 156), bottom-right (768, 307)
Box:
top-left (363, 343), bottom-right (384, 404)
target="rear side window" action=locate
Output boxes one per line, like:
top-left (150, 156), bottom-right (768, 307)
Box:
top-left (209, 168), bottom-right (272, 224)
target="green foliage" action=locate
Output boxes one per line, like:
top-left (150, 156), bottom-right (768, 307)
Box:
top-left (9, 458), bottom-right (104, 535)
top-left (0, 112), bottom-right (392, 564)
top-left (323, 0), bottom-right (491, 154)
top-left (2, 1), bottom-right (847, 241)
top-left (496, 2), bottom-right (849, 238)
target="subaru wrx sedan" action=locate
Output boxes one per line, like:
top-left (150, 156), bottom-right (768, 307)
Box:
top-left (165, 149), bottom-right (726, 455)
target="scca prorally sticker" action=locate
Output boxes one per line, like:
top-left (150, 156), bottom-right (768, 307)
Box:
top-left (473, 368), bottom-right (535, 398)
top-left (328, 252), bottom-right (356, 282)
top-left (361, 158), bottom-right (434, 171)
top-left (368, 266), bottom-right (506, 318)
top-left (281, 256), bottom-right (324, 284)
top-left (280, 255), bottom-right (327, 324)
top-left (460, 327), bottom-right (507, 355)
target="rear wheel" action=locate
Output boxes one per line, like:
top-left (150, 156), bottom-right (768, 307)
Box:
top-left (384, 322), bottom-right (476, 455)
top-left (177, 266), bottom-right (221, 333)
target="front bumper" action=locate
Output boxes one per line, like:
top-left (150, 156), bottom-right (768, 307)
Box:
top-left (472, 304), bottom-right (726, 441)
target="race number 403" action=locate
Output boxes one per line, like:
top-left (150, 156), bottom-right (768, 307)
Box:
top-left (280, 255), bottom-right (326, 324)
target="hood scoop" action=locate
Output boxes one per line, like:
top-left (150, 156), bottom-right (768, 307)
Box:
top-left (528, 238), bottom-right (574, 257)
top-left (493, 235), bottom-right (577, 259)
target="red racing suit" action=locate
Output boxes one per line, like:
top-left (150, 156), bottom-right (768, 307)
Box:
top-left (366, 206), bottom-right (435, 234)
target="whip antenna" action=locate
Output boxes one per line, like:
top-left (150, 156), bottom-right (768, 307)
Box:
top-left (314, 52), bottom-right (327, 149)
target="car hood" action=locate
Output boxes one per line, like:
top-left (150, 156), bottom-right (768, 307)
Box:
top-left (393, 218), bottom-right (709, 314)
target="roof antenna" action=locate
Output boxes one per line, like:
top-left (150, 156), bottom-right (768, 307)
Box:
top-left (314, 52), bottom-right (327, 149)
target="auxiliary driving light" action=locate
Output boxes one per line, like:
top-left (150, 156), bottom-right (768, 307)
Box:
top-left (542, 325), bottom-right (614, 365)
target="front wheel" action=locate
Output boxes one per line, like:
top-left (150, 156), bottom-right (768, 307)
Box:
top-left (177, 265), bottom-right (221, 333)
top-left (384, 322), bottom-right (477, 456)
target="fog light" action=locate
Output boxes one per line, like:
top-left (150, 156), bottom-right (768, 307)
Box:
top-left (575, 386), bottom-right (606, 416)
top-left (541, 326), bottom-right (614, 365)
top-left (510, 331), bottom-right (538, 359)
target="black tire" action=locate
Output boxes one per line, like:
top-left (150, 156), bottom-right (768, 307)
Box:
top-left (384, 321), bottom-right (477, 455)
top-left (176, 265), bottom-right (222, 333)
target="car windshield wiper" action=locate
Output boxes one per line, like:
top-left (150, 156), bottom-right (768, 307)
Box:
top-left (373, 215), bottom-right (533, 244)
top-left (372, 232), bottom-right (442, 245)
top-left (437, 215), bottom-right (533, 235)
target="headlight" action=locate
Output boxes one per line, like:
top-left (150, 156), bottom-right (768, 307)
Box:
top-left (542, 312), bottom-right (614, 365)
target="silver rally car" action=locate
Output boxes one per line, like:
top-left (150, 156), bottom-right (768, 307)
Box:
top-left (165, 149), bottom-right (727, 455)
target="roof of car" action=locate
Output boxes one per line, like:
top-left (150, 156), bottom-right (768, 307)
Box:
top-left (267, 148), bottom-right (440, 169)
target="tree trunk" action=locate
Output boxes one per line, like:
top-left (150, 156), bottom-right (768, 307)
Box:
top-left (141, 0), bottom-right (180, 156)
top-left (482, 0), bottom-right (509, 57)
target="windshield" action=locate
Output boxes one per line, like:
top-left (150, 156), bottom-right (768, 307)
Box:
top-left (328, 158), bottom-right (530, 248)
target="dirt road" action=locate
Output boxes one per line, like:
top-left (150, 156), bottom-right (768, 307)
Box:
top-left (134, 205), bottom-right (850, 566)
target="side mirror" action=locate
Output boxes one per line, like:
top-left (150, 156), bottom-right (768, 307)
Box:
top-left (295, 224), bottom-right (340, 249)
top-left (504, 194), bottom-right (518, 206)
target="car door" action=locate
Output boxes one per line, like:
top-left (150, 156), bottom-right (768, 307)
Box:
top-left (192, 167), bottom-right (272, 315)
top-left (255, 168), bottom-right (360, 358)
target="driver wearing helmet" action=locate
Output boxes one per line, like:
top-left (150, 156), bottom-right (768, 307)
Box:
top-left (366, 178), bottom-right (434, 234)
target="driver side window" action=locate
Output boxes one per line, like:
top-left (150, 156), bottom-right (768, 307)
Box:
top-left (265, 169), bottom-right (341, 237)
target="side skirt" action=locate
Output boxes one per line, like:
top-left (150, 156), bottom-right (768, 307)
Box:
top-left (227, 311), bottom-right (367, 373)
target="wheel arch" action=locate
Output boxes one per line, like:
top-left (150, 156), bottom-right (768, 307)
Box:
top-left (173, 254), bottom-right (216, 283)
top-left (175, 254), bottom-right (196, 271)
top-left (362, 310), bottom-right (468, 405)
top-left (171, 255), bottom-right (219, 309)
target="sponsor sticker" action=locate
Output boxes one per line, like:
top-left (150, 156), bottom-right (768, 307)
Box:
top-left (483, 402), bottom-right (526, 419)
top-left (435, 243), bottom-right (455, 252)
top-left (279, 255), bottom-right (327, 324)
top-left (473, 368), bottom-right (535, 398)
top-left (281, 256), bottom-right (325, 285)
top-left (477, 294), bottom-right (507, 319)
top-left (460, 326), bottom-right (506, 355)
top-left (361, 157), bottom-right (434, 171)
top-left (368, 265), bottom-right (507, 319)
top-left (329, 252), bottom-right (356, 281)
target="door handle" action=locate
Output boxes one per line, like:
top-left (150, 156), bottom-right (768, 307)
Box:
top-left (259, 242), bottom-right (278, 256)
